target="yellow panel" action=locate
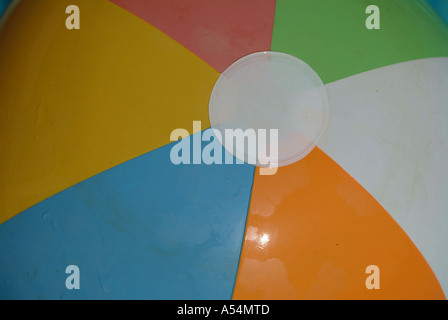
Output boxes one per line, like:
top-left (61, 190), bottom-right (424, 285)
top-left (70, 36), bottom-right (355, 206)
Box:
top-left (0, 0), bottom-right (219, 224)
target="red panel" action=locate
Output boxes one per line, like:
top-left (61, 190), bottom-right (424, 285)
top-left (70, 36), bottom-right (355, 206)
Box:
top-left (109, 0), bottom-right (276, 72)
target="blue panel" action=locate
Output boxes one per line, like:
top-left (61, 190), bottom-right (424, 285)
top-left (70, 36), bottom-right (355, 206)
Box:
top-left (0, 0), bottom-right (10, 17)
top-left (0, 132), bottom-right (255, 299)
top-left (429, 0), bottom-right (448, 24)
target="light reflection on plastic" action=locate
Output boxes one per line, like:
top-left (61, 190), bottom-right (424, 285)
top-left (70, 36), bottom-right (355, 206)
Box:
top-left (258, 233), bottom-right (270, 249)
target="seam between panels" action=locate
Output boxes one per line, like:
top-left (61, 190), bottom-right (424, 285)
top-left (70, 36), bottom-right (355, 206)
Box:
top-left (229, 165), bottom-right (257, 300)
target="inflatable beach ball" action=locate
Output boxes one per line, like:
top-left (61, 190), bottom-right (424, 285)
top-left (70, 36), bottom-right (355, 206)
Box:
top-left (1, 0), bottom-right (448, 300)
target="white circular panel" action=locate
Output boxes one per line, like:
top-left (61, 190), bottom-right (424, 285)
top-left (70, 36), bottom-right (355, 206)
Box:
top-left (209, 51), bottom-right (329, 167)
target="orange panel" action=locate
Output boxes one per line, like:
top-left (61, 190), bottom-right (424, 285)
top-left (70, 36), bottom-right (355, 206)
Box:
top-left (233, 147), bottom-right (445, 299)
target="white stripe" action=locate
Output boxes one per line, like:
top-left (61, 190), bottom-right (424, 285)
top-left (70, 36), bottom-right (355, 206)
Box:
top-left (318, 57), bottom-right (448, 295)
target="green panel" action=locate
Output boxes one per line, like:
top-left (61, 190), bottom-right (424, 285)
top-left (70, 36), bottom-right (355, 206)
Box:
top-left (272, 0), bottom-right (448, 84)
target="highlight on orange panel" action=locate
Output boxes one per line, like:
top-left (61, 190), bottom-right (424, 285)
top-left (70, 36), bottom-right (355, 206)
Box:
top-left (233, 147), bottom-right (445, 300)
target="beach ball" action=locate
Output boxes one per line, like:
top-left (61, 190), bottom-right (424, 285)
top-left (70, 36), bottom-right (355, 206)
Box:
top-left (0, 0), bottom-right (448, 300)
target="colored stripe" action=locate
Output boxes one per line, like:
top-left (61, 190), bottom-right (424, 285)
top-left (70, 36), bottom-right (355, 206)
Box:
top-left (271, 0), bottom-right (448, 84)
top-left (109, 0), bottom-right (277, 72)
top-left (0, 0), bottom-right (219, 224)
top-left (0, 133), bottom-right (255, 299)
top-left (233, 148), bottom-right (445, 299)
top-left (317, 57), bottom-right (448, 295)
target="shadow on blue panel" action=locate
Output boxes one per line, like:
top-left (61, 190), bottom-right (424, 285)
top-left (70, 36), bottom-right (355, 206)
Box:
top-left (0, 132), bottom-right (255, 299)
